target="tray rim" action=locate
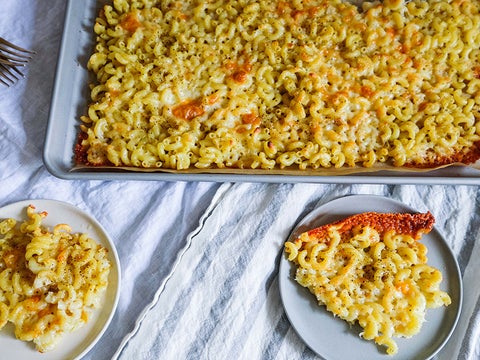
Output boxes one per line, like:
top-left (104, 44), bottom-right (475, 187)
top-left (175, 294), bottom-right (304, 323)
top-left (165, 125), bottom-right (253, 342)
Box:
top-left (43, 0), bottom-right (480, 185)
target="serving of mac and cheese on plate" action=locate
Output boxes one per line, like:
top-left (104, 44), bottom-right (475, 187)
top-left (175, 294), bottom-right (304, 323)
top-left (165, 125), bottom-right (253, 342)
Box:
top-left (74, 0), bottom-right (480, 175)
top-left (0, 200), bottom-right (120, 360)
top-left (279, 195), bottom-right (461, 360)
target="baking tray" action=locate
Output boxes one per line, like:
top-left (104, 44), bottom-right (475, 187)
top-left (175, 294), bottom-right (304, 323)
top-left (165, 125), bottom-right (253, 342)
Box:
top-left (44, 0), bottom-right (480, 185)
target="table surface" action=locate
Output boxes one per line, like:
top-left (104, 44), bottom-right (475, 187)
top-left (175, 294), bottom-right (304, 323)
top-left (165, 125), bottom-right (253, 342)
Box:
top-left (1, 1), bottom-right (479, 359)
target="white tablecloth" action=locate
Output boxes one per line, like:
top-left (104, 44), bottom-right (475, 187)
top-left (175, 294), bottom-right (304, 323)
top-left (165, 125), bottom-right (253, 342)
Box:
top-left (1, 1), bottom-right (479, 360)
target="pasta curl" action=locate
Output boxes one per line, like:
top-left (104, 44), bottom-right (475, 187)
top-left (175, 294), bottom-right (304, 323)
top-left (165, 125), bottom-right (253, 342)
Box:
top-left (285, 212), bottom-right (450, 355)
top-left (76, 0), bottom-right (480, 171)
top-left (0, 205), bottom-right (111, 352)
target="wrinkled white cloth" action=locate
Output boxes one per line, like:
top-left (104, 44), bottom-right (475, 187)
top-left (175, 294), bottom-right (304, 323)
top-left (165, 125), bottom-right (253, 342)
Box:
top-left (1, 1), bottom-right (480, 360)
top-left (116, 183), bottom-right (480, 360)
top-left (0, 1), bottom-right (220, 359)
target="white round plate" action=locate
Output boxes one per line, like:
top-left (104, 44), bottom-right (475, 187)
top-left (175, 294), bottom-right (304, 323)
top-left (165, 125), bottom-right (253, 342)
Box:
top-left (279, 194), bottom-right (462, 360)
top-left (0, 199), bottom-right (121, 360)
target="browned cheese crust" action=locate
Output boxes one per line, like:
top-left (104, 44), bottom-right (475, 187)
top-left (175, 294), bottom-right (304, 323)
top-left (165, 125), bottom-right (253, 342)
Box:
top-left (299, 211), bottom-right (435, 245)
top-left (76, 0), bottom-right (480, 171)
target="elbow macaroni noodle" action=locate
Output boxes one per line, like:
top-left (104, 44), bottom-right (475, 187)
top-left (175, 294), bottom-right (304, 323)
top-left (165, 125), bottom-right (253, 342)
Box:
top-left (76, 0), bottom-right (480, 171)
top-left (285, 212), bottom-right (451, 355)
top-left (0, 205), bottom-right (111, 352)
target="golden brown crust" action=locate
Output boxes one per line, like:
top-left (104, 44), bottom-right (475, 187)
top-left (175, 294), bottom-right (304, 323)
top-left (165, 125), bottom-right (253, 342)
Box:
top-left (75, 0), bottom-right (480, 172)
top-left (286, 209), bottom-right (447, 355)
top-left (74, 133), bottom-right (89, 165)
top-left (404, 141), bottom-right (480, 168)
top-left (304, 211), bottom-right (435, 242)
top-left (74, 133), bottom-right (114, 167)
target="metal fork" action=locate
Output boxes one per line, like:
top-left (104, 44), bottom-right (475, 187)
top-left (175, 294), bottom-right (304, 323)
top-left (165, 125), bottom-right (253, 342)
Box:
top-left (0, 37), bottom-right (34, 86)
top-left (0, 63), bottom-right (24, 87)
top-left (0, 37), bottom-right (34, 66)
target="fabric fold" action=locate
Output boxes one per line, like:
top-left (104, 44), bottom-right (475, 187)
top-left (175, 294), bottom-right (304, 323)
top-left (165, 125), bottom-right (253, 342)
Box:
top-left (113, 183), bottom-right (234, 359)
top-left (115, 183), bottom-right (480, 360)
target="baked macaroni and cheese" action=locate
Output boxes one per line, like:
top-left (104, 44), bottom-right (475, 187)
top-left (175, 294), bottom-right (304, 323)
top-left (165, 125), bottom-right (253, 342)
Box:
top-left (75, 0), bottom-right (480, 172)
top-left (0, 205), bottom-right (111, 352)
top-left (284, 211), bottom-right (451, 355)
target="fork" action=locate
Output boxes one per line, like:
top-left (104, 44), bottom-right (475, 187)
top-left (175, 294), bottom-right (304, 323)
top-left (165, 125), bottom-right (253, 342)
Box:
top-left (0, 63), bottom-right (24, 87)
top-left (0, 37), bottom-right (34, 86)
top-left (0, 37), bottom-right (34, 66)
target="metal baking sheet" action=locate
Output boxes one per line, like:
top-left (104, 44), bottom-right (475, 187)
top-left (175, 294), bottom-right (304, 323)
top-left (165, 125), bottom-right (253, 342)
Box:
top-left (44, 0), bottom-right (480, 185)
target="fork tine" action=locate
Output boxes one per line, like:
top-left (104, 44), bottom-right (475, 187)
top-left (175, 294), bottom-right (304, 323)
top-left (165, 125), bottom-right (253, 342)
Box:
top-left (0, 38), bottom-right (32, 87)
top-left (0, 63), bottom-right (24, 87)
top-left (0, 44), bottom-right (34, 60)
top-left (0, 53), bottom-right (28, 67)
top-left (0, 37), bottom-right (34, 69)
top-left (0, 37), bottom-right (35, 54)
top-left (0, 76), bottom-right (9, 86)
top-left (0, 49), bottom-right (32, 61)
top-left (0, 64), bottom-right (17, 84)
